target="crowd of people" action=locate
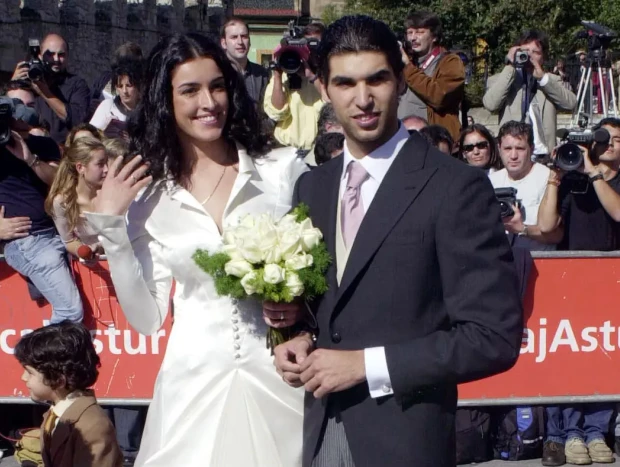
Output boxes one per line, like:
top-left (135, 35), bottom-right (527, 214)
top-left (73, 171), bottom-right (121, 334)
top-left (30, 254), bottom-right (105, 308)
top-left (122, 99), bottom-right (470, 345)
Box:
top-left (1, 9), bottom-right (620, 467)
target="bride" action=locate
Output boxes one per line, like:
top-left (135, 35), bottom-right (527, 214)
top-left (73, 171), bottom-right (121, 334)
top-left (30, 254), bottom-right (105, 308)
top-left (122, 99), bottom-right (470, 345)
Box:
top-left (85, 33), bottom-right (308, 466)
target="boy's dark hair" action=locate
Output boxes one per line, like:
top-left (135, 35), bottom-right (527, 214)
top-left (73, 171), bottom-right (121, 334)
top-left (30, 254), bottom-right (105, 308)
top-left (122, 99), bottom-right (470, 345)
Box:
top-left (220, 17), bottom-right (250, 38)
top-left (314, 132), bottom-right (345, 165)
top-left (515, 30), bottom-right (549, 59)
top-left (404, 11), bottom-right (444, 45)
top-left (419, 124), bottom-right (454, 152)
top-left (15, 321), bottom-right (100, 392)
top-left (497, 120), bottom-right (534, 147)
top-left (595, 117), bottom-right (620, 131)
top-left (303, 22), bottom-right (325, 38)
top-left (317, 15), bottom-right (403, 83)
top-left (2, 79), bottom-right (34, 96)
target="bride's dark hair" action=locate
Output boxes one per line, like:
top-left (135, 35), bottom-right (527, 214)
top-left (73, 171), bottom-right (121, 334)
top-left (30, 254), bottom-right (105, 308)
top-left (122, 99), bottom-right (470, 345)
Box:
top-left (128, 33), bottom-right (270, 183)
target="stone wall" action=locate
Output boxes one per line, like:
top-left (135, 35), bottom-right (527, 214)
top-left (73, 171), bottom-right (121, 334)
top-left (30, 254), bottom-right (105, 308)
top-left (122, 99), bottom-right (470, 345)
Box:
top-left (0, 0), bottom-right (229, 86)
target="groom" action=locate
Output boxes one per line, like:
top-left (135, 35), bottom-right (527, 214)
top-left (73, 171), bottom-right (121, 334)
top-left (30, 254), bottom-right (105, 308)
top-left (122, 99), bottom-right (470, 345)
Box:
top-left (273, 15), bottom-right (523, 467)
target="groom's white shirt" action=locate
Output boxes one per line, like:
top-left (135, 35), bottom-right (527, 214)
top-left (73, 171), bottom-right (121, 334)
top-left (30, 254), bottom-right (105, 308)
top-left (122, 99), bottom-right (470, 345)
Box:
top-left (338, 123), bottom-right (410, 398)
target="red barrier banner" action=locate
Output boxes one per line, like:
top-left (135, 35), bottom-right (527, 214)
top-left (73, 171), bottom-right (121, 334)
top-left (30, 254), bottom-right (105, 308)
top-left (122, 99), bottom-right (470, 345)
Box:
top-left (1, 256), bottom-right (620, 404)
top-left (0, 260), bottom-right (170, 402)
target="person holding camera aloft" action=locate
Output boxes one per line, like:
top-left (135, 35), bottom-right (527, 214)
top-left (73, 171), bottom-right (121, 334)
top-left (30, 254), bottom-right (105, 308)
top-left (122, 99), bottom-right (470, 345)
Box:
top-left (12, 34), bottom-right (90, 145)
top-left (536, 118), bottom-right (620, 466)
top-left (263, 23), bottom-right (324, 155)
top-left (483, 31), bottom-right (576, 162)
top-left (489, 121), bottom-right (563, 251)
top-left (396, 11), bottom-right (465, 142)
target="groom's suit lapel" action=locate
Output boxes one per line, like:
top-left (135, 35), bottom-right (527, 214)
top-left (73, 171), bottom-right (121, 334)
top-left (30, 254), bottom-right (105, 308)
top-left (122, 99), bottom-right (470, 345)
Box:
top-left (332, 133), bottom-right (438, 315)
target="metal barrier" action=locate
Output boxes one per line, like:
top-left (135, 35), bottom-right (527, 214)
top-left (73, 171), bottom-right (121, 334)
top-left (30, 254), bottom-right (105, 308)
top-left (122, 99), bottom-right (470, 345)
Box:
top-left (2, 252), bottom-right (620, 405)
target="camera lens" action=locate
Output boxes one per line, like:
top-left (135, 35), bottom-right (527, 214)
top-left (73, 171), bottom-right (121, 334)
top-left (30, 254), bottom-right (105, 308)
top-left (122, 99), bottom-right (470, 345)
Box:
top-left (499, 201), bottom-right (514, 218)
top-left (556, 143), bottom-right (584, 172)
top-left (278, 50), bottom-right (301, 74)
top-left (28, 64), bottom-right (45, 81)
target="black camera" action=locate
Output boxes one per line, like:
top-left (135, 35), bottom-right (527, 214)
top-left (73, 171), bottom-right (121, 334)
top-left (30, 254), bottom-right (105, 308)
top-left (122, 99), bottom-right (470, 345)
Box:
top-left (494, 187), bottom-right (519, 218)
top-left (575, 21), bottom-right (617, 57)
top-left (273, 21), bottom-right (320, 89)
top-left (514, 49), bottom-right (529, 68)
top-left (555, 127), bottom-right (610, 171)
top-left (26, 39), bottom-right (48, 82)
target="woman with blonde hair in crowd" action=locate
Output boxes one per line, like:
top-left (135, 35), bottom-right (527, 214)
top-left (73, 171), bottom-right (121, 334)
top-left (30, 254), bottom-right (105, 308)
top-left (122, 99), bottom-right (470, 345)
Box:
top-left (45, 136), bottom-right (108, 260)
top-left (64, 123), bottom-right (104, 148)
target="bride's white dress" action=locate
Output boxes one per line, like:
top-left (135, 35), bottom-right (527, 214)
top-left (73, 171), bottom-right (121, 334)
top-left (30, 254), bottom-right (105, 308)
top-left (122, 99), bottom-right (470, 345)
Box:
top-left (86, 148), bottom-right (308, 467)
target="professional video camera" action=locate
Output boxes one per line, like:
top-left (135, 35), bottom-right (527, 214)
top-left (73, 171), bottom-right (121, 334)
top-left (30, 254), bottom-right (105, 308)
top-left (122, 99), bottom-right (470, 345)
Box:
top-left (494, 187), bottom-right (519, 218)
top-left (273, 21), bottom-right (320, 89)
top-left (0, 96), bottom-right (41, 146)
top-left (575, 21), bottom-right (617, 57)
top-left (25, 39), bottom-right (48, 82)
top-left (555, 126), bottom-right (610, 172)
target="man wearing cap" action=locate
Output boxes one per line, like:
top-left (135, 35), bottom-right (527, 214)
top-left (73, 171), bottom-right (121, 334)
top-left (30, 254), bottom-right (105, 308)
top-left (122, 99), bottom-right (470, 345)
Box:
top-left (0, 94), bottom-right (83, 323)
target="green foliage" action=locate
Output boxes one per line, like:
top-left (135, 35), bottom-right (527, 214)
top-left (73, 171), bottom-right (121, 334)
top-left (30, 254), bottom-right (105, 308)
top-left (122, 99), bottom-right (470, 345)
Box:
top-left (292, 202), bottom-right (311, 222)
top-left (336, 0), bottom-right (619, 72)
top-left (465, 77), bottom-right (486, 108)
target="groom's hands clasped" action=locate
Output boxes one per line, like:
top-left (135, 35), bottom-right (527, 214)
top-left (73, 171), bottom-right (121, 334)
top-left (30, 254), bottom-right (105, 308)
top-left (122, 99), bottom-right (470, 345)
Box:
top-left (300, 349), bottom-right (366, 399)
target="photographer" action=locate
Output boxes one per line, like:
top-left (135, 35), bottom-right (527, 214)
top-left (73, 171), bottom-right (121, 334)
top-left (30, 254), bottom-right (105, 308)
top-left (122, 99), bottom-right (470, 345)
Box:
top-left (397, 11), bottom-right (465, 142)
top-left (483, 30), bottom-right (576, 161)
top-left (535, 119), bottom-right (620, 466)
top-left (12, 33), bottom-right (91, 145)
top-left (539, 118), bottom-right (620, 250)
top-left (263, 23), bottom-right (324, 154)
top-left (0, 97), bottom-right (83, 323)
top-left (489, 121), bottom-right (562, 251)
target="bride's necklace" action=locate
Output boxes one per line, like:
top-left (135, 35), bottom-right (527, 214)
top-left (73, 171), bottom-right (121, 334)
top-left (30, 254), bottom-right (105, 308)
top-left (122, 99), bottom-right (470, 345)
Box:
top-left (200, 165), bottom-right (227, 206)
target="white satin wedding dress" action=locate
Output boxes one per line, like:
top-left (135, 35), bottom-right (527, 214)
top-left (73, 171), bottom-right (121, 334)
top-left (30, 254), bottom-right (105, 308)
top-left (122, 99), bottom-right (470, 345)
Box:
top-left (86, 147), bottom-right (308, 467)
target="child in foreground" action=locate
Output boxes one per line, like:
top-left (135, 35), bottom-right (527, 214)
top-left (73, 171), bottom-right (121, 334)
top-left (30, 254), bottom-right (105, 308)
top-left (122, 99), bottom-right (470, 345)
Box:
top-left (15, 321), bottom-right (123, 467)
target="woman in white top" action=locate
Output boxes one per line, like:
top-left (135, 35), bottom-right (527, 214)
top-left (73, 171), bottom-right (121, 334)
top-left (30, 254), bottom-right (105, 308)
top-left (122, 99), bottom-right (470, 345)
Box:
top-left (85, 34), bottom-right (308, 466)
top-left (45, 136), bottom-right (108, 258)
top-left (90, 59), bottom-right (143, 140)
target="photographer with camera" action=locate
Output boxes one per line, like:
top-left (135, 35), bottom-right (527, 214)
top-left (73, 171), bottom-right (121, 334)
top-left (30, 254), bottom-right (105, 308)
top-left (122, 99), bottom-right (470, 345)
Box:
top-left (263, 23), bottom-right (324, 154)
top-left (397, 11), bottom-right (465, 142)
top-left (489, 121), bottom-right (563, 251)
top-left (483, 30), bottom-right (576, 162)
top-left (0, 96), bottom-right (83, 324)
top-left (536, 119), bottom-right (620, 465)
top-left (12, 33), bottom-right (91, 145)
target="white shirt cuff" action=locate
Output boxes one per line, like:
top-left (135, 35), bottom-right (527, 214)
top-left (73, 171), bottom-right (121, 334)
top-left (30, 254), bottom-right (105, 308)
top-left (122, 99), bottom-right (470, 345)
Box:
top-left (364, 346), bottom-right (394, 398)
top-left (538, 73), bottom-right (550, 87)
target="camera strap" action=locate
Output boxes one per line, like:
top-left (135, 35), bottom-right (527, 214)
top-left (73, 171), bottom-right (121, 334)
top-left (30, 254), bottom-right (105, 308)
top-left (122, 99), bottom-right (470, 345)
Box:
top-left (419, 47), bottom-right (442, 71)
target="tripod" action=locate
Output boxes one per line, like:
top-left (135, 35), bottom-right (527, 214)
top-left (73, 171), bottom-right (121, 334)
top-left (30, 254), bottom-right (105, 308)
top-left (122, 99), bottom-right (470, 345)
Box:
top-left (571, 51), bottom-right (619, 127)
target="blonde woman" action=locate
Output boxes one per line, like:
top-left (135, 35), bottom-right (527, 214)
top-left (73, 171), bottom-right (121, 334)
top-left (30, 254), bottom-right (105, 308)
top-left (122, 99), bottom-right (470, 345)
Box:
top-left (46, 137), bottom-right (108, 259)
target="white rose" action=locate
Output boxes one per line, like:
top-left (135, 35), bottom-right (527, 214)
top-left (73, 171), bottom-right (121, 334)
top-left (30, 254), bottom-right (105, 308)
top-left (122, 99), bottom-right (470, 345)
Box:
top-left (285, 271), bottom-right (305, 297)
top-left (224, 259), bottom-right (254, 278)
top-left (279, 229), bottom-right (302, 260)
top-left (239, 214), bottom-right (256, 229)
top-left (277, 213), bottom-right (298, 231)
top-left (222, 244), bottom-right (243, 261)
top-left (222, 229), bottom-right (236, 246)
top-left (300, 225), bottom-right (323, 252)
top-left (285, 253), bottom-right (313, 271)
top-left (236, 237), bottom-right (263, 264)
top-left (263, 264), bottom-right (285, 284)
top-left (240, 271), bottom-right (258, 295)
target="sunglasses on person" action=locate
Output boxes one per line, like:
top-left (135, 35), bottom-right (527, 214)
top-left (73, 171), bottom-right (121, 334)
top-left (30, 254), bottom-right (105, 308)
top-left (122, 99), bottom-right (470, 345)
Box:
top-left (462, 141), bottom-right (489, 152)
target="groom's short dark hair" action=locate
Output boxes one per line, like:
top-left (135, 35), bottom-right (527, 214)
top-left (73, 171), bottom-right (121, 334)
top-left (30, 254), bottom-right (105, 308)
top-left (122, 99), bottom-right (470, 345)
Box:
top-left (317, 15), bottom-right (404, 84)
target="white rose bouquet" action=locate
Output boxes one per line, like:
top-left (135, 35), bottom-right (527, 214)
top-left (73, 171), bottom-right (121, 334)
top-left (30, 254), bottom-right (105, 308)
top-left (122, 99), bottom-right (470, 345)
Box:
top-left (193, 203), bottom-right (331, 350)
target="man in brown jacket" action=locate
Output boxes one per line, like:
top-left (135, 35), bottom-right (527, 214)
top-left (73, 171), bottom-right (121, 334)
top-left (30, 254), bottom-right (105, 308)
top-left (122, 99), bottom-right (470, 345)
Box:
top-left (397, 11), bottom-right (465, 142)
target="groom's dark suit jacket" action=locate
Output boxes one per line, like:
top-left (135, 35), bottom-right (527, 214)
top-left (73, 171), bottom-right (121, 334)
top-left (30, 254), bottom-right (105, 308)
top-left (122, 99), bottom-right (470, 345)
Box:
top-left (294, 133), bottom-right (523, 467)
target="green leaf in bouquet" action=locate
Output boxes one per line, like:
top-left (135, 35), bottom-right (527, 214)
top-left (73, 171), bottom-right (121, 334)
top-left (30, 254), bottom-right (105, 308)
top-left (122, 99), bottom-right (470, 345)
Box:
top-left (297, 242), bottom-right (331, 300)
top-left (193, 249), bottom-right (247, 299)
top-left (292, 202), bottom-right (311, 222)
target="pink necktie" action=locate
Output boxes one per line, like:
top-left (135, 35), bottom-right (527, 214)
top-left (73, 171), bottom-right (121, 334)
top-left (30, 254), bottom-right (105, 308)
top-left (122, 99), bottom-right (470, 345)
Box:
top-left (341, 161), bottom-right (369, 249)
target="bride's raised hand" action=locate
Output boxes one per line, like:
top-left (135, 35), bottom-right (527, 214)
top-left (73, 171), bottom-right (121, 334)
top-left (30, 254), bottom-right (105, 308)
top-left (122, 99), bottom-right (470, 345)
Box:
top-left (93, 155), bottom-right (152, 216)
